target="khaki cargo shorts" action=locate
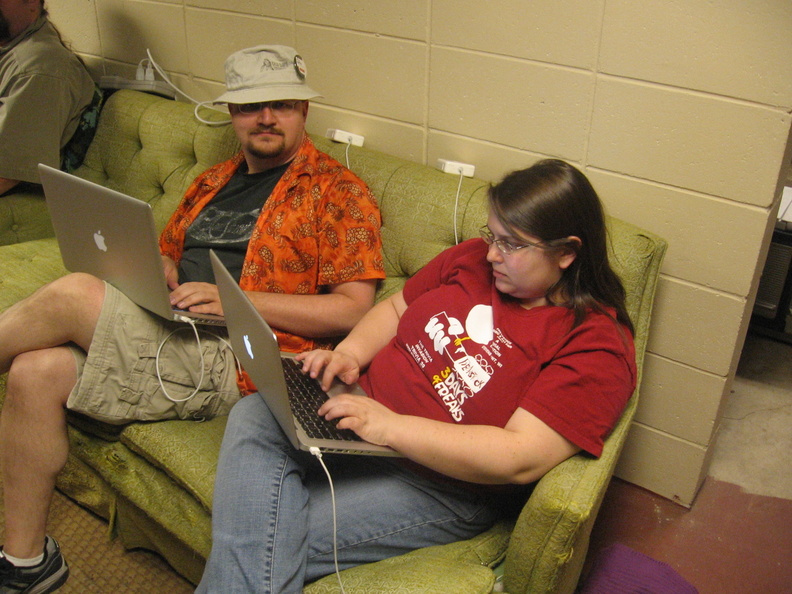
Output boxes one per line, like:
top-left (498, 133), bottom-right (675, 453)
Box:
top-left (67, 283), bottom-right (241, 424)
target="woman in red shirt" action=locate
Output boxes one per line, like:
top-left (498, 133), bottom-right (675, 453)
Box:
top-left (197, 159), bottom-right (636, 594)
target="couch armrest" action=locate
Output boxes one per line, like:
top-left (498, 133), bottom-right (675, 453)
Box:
top-left (503, 222), bottom-right (666, 594)
top-left (0, 184), bottom-right (54, 246)
top-left (504, 393), bottom-right (639, 594)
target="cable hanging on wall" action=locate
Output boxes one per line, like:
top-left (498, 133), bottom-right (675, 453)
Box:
top-left (146, 49), bottom-right (231, 127)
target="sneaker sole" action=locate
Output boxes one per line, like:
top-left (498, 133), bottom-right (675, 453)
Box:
top-left (25, 562), bottom-right (69, 594)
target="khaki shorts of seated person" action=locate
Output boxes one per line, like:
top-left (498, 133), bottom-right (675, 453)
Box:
top-left (67, 282), bottom-right (241, 424)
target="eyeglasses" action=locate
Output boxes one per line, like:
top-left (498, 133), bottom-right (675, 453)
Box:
top-left (235, 100), bottom-right (302, 115)
top-left (479, 225), bottom-right (546, 255)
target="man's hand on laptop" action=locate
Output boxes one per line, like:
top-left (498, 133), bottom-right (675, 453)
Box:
top-left (169, 282), bottom-right (224, 316)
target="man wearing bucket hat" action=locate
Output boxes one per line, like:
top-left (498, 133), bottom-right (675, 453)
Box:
top-left (0, 45), bottom-right (384, 593)
top-left (160, 45), bottom-right (384, 359)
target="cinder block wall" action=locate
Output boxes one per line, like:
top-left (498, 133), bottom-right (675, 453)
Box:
top-left (50, 0), bottom-right (792, 506)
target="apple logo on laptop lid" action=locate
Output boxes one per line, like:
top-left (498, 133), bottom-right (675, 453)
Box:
top-left (93, 230), bottom-right (108, 252)
top-left (243, 334), bottom-right (255, 359)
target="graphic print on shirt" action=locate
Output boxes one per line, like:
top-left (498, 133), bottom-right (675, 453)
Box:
top-left (188, 202), bottom-right (262, 245)
top-left (406, 304), bottom-right (513, 422)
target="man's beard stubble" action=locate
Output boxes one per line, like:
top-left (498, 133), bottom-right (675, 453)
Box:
top-left (247, 126), bottom-right (286, 161)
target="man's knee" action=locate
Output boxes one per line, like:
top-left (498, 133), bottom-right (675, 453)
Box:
top-left (5, 349), bottom-right (76, 406)
top-left (51, 273), bottom-right (105, 308)
top-left (33, 274), bottom-right (106, 337)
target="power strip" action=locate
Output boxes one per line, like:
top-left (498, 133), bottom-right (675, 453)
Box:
top-left (326, 128), bottom-right (364, 147)
top-left (99, 76), bottom-right (176, 99)
top-left (437, 159), bottom-right (475, 177)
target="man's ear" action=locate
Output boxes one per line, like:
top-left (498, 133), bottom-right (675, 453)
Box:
top-left (558, 236), bottom-right (582, 270)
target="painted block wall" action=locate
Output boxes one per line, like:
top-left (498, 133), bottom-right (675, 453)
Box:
top-left (49, 0), bottom-right (792, 506)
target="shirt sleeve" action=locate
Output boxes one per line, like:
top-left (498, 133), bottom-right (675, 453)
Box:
top-left (315, 169), bottom-right (385, 286)
top-left (519, 321), bottom-right (636, 457)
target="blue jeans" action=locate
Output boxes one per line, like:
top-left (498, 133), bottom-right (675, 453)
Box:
top-left (196, 393), bottom-right (500, 593)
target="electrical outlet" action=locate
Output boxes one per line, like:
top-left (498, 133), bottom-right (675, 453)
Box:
top-left (326, 128), bottom-right (364, 147)
top-left (437, 159), bottom-right (475, 177)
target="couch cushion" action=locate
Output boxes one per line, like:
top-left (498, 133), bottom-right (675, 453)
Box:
top-left (305, 520), bottom-right (511, 594)
top-left (0, 238), bottom-right (66, 310)
top-left (0, 184), bottom-right (53, 246)
top-left (119, 416), bottom-right (228, 511)
top-left (69, 417), bottom-right (215, 558)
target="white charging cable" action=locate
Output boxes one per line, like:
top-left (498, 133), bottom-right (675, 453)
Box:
top-left (145, 49), bottom-right (231, 127)
top-left (453, 169), bottom-right (464, 244)
top-left (155, 317), bottom-right (239, 404)
top-left (344, 142), bottom-right (352, 169)
top-left (309, 447), bottom-right (346, 594)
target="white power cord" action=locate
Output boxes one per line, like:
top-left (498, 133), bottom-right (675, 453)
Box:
top-left (453, 169), bottom-right (464, 244)
top-left (309, 447), bottom-right (346, 594)
top-left (155, 317), bottom-right (239, 404)
top-left (344, 142), bottom-right (351, 169)
top-left (145, 49), bottom-right (230, 127)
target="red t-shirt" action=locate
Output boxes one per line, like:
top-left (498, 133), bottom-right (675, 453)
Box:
top-left (359, 239), bottom-right (636, 457)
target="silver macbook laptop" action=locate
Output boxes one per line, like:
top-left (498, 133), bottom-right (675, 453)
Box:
top-left (38, 163), bottom-right (224, 326)
top-left (210, 250), bottom-right (399, 457)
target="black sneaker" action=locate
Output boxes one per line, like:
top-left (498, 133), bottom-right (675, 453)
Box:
top-left (0, 536), bottom-right (69, 593)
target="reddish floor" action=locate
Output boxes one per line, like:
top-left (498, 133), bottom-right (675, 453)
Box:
top-left (582, 476), bottom-right (792, 594)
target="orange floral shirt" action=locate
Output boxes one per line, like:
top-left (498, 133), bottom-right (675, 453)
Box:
top-left (159, 136), bottom-right (385, 393)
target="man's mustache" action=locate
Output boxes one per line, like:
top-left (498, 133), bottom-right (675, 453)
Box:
top-left (251, 126), bottom-right (283, 136)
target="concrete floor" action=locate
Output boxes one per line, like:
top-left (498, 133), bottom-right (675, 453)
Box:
top-left (584, 331), bottom-right (792, 594)
top-left (709, 331), bottom-right (792, 500)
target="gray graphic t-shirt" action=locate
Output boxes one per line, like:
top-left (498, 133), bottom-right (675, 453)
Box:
top-left (179, 162), bottom-right (289, 283)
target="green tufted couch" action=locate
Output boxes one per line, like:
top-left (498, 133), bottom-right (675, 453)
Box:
top-left (0, 90), bottom-right (666, 593)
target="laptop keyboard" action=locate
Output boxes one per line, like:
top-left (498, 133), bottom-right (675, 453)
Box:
top-left (281, 357), bottom-right (362, 442)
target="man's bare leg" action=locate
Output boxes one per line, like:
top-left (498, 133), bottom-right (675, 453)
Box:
top-left (0, 348), bottom-right (76, 558)
top-left (0, 273), bottom-right (105, 558)
top-left (0, 273), bottom-right (104, 375)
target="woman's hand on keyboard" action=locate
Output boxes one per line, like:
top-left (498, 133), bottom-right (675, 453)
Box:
top-left (295, 349), bottom-right (361, 391)
top-left (317, 394), bottom-right (395, 447)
